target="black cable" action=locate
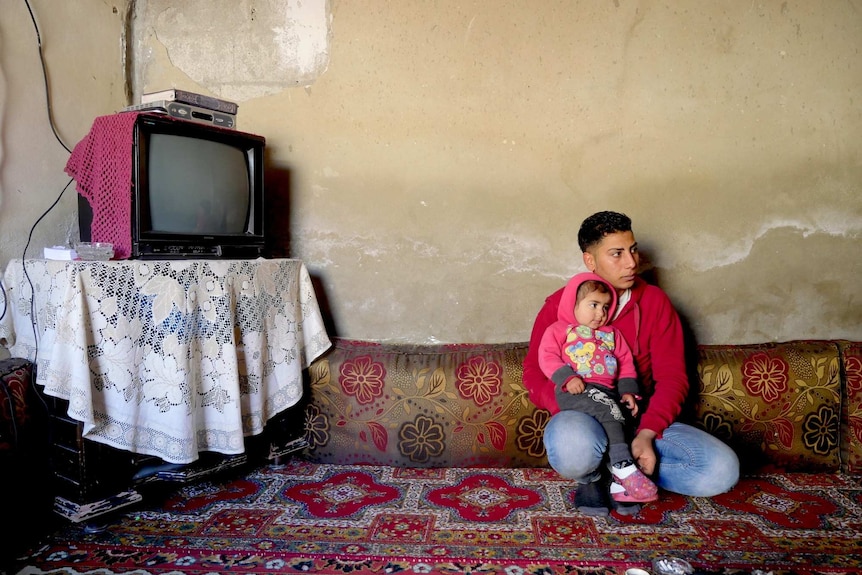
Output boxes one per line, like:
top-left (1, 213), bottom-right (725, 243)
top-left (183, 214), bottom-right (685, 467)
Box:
top-left (24, 0), bottom-right (71, 154)
top-left (17, 0), bottom-right (76, 470)
top-left (22, 177), bottom-right (74, 343)
top-left (10, 0), bottom-right (75, 368)
top-left (0, 276), bottom-right (6, 323)
top-left (20, 178), bottom-right (74, 415)
top-left (17, 0), bottom-right (76, 383)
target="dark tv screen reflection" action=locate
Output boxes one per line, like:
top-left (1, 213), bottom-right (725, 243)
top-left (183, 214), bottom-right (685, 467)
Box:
top-left (146, 133), bottom-right (251, 235)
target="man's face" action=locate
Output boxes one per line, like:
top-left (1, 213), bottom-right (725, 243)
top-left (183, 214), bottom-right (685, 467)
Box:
top-left (582, 231), bottom-right (640, 292)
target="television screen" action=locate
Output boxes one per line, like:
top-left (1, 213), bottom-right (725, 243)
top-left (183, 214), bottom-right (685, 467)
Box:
top-left (75, 112), bottom-right (267, 259)
top-left (133, 114), bottom-right (266, 259)
top-left (146, 134), bottom-right (251, 235)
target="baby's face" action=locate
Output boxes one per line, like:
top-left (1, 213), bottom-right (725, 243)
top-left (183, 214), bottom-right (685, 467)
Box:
top-left (574, 290), bottom-right (612, 329)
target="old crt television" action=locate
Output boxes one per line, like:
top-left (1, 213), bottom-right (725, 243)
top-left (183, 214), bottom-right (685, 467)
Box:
top-left (79, 113), bottom-right (267, 259)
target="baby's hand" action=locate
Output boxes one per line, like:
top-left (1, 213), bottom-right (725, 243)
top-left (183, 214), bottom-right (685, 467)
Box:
top-left (621, 393), bottom-right (639, 416)
top-left (565, 377), bottom-right (585, 394)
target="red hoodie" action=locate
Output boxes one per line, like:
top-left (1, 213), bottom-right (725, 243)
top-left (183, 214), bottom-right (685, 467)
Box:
top-left (523, 276), bottom-right (689, 438)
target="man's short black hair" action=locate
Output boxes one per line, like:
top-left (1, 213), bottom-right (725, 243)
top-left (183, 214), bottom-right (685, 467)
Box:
top-left (577, 211), bottom-right (632, 253)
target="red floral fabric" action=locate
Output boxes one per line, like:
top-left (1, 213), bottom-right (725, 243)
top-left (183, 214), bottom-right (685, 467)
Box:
top-left (694, 341), bottom-right (842, 472)
top-left (839, 341), bottom-right (862, 473)
top-left (304, 339), bottom-right (546, 467)
top-left (305, 339), bottom-right (856, 472)
top-left (0, 359), bottom-right (34, 452)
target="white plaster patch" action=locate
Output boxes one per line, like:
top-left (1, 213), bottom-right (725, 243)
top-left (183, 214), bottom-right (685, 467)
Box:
top-left (274, 0), bottom-right (330, 77)
top-left (482, 231), bottom-right (583, 279)
top-left (296, 228), bottom-right (440, 267)
top-left (311, 183), bottom-right (329, 198)
top-left (147, 0), bottom-right (330, 101)
top-left (666, 211), bottom-right (862, 272)
top-left (297, 223), bottom-right (579, 284)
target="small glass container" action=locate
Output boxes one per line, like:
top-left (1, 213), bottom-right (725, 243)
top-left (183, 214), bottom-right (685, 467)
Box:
top-left (652, 557), bottom-right (694, 575)
top-left (75, 242), bottom-right (114, 261)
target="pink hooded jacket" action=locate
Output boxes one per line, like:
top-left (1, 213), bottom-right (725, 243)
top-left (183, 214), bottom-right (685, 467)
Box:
top-left (537, 272), bottom-right (639, 397)
top-left (524, 273), bottom-right (689, 438)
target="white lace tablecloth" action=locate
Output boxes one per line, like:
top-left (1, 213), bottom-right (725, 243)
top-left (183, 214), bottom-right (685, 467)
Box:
top-left (0, 258), bottom-right (331, 463)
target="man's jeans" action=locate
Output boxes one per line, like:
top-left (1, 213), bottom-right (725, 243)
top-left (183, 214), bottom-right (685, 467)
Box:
top-left (543, 410), bottom-right (740, 496)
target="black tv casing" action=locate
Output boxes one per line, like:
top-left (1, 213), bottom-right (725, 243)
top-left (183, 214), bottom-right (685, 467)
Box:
top-left (79, 113), bottom-right (267, 260)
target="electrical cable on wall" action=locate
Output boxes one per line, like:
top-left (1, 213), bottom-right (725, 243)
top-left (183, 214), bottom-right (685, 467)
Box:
top-left (24, 0), bottom-right (72, 154)
top-left (12, 0), bottom-right (79, 414)
top-left (0, 276), bottom-right (6, 323)
top-left (17, 0), bottom-right (77, 267)
top-left (19, 178), bottom-right (74, 416)
top-left (19, 0), bottom-right (76, 345)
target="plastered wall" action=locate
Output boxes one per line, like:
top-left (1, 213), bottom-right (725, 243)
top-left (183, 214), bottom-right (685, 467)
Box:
top-left (0, 0), bottom-right (128, 358)
top-left (0, 1), bottom-right (127, 257)
top-left (2, 0), bottom-right (860, 349)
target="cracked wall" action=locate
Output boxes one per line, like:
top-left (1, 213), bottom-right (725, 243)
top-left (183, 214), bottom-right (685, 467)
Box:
top-left (131, 0), bottom-right (861, 344)
top-left (2, 1), bottom-right (858, 349)
top-left (0, 1), bottom-right (127, 279)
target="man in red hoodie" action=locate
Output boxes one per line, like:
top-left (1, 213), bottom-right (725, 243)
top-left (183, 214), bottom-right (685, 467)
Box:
top-left (523, 211), bottom-right (739, 516)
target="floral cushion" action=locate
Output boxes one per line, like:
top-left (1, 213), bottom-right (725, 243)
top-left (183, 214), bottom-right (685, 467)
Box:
top-left (693, 341), bottom-right (842, 472)
top-left (839, 341), bottom-right (862, 473)
top-left (303, 339), bottom-right (548, 467)
top-left (303, 339), bottom-right (853, 472)
top-left (0, 358), bottom-right (34, 452)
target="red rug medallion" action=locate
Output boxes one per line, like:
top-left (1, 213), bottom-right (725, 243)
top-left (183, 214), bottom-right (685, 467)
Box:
top-left (282, 470), bottom-right (400, 518)
top-left (426, 473), bottom-right (543, 521)
top-left (712, 477), bottom-right (837, 528)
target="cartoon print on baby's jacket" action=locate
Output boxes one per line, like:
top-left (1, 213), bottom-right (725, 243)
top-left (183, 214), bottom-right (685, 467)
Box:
top-left (563, 325), bottom-right (618, 378)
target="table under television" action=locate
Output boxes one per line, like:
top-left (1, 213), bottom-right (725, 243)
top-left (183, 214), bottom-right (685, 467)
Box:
top-left (0, 257), bottom-right (331, 521)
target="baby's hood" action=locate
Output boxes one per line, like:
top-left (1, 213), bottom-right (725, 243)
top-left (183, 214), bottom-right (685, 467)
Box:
top-left (556, 272), bottom-right (618, 325)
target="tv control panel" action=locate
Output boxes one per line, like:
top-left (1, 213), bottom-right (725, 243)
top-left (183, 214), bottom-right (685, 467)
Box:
top-left (133, 243), bottom-right (265, 260)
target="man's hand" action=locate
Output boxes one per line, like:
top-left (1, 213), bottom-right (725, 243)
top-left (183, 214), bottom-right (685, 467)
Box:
top-left (564, 377), bottom-right (585, 394)
top-left (631, 429), bottom-right (658, 476)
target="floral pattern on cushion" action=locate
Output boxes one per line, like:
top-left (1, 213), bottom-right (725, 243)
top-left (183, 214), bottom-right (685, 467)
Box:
top-left (303, 338), bottom-right (859, 472)
top-left (0, 358), bottom-right (34, 452)
top-left (303, 339), bottom-right (547, 467)
top-left (694, 341), bottom-right (842, 472)
top-left (839, 341), bottom-right (862, 474)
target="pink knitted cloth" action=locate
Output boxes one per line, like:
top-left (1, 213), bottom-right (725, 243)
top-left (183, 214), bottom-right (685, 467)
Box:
top-left (65, 112), bottom-right (141, 259)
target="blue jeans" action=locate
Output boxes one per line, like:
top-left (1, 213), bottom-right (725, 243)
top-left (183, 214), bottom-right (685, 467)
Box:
top-left (543, 410), bottom-right (740, 497)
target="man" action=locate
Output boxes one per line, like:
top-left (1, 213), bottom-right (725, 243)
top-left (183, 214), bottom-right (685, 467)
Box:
top-left (522, 211), bottom-right (739, 516)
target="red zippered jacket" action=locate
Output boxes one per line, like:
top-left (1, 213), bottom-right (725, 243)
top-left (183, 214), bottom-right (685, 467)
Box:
top-left (523, 277), bottom-right (689, 438)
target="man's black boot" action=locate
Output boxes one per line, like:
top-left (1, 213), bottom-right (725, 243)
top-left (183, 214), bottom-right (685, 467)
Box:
top-left (575, 480), bottom-right (609, 516)
top-left (610, 497), bottom-right (642, 516)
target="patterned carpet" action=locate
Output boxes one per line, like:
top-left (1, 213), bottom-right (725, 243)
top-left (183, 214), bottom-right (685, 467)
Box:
top-left (10, 459), bottom-right (862, 575)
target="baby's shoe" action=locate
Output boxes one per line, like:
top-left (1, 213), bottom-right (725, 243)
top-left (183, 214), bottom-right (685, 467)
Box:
top-left (609, 461), bottom-right (658, 503)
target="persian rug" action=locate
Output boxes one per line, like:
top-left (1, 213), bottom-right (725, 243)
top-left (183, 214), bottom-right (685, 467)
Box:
top-left (10, 459), bottom-right (862, 575)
